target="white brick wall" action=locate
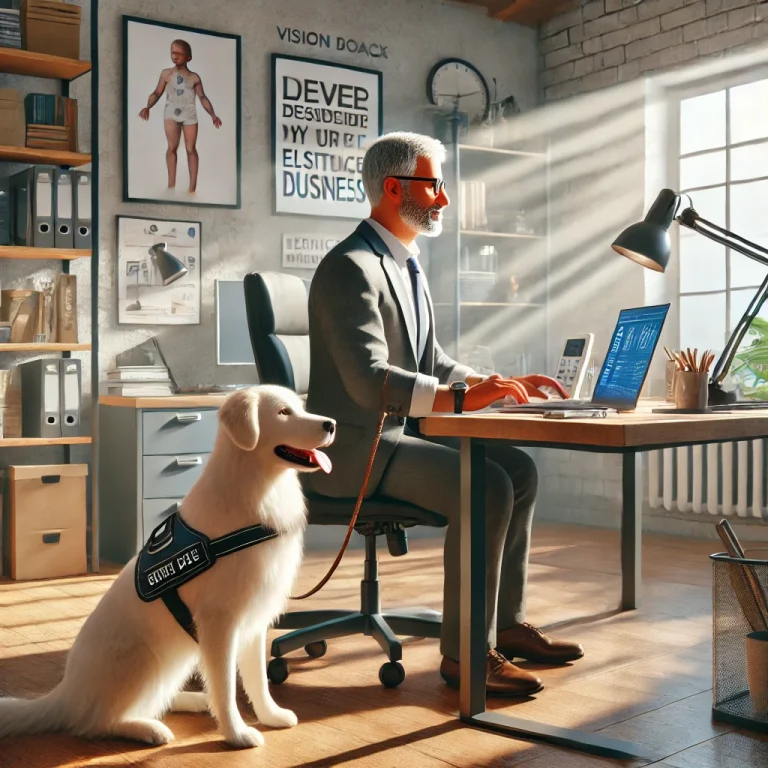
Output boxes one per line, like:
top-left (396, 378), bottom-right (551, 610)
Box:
top-left (540, 0), bottom-right (768, 101)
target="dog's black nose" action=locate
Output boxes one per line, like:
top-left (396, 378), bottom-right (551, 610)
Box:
top-left (323, 420), bottom-right (335, 435)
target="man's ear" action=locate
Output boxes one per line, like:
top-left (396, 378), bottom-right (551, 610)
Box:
top-left (218, 388), bottom-right (259, 451)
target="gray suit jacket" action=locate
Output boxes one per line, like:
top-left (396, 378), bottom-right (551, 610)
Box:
top-left (304, 221), bottom-right (473, 498)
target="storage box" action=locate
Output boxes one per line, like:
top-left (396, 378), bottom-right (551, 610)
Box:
top-left (1, 463), bottom-right (88, 580)
top-left (20, 0), bottom-right (81, 60)
top-left (0, 88), bottom-right (25, 147)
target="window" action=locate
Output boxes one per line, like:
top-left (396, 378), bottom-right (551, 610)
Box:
top-left (677, 78), bottom-right (768, 357)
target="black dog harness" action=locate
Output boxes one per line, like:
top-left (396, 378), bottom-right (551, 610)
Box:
top-left (135, 510), bottom-right (278, 641)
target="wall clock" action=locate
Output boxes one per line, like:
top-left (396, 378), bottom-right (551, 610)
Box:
top-left (426, 58), bottom-right (490, 123)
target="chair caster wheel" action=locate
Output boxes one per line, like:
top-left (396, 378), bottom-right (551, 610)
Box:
top-left (267, 657), bottom-right (290, 685)
top-left (379, 661), bottom-right (405, 688)
top-left (304, 640), bottom-right (327, 659)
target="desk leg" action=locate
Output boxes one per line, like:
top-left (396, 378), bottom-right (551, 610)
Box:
top-left (621, 452), bottom-right (642, 610)
top-left (460, 437), bottom-right (487, 719)
top-left (457, 439), bottom-right (643, 759)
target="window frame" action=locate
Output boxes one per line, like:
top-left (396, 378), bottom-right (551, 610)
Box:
top-left (667, 64), bottom-right (768, 352)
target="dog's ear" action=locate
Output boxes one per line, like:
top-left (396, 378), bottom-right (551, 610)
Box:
top-left (218, 388), bottom-right (259, 451)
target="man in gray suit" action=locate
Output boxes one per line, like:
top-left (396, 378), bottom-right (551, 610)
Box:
top-left (305, 132), bottom-right (583, 697)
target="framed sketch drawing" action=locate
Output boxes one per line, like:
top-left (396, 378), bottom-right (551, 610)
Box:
top-left (123, 16), bottom-right (241, 208)
top-left (271, 53), bottom-right (383, 219)
top-left (117, 216), bottom-right (202, 325)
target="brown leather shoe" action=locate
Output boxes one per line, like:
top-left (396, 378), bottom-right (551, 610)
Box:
top-left (440, 649), bottom-right (544, 697)
top-left (496, 623), bottom-right (584, 664)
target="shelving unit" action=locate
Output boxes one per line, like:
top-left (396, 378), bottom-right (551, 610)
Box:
top-left (428, 128), bottom-right (551, 378)
top-left (0, 343), bottom-right (91, 352)
top-left (0, 144), bottom-right (91, 166)
top-left (0, 32), bottom-right (99, 571)
top-left (0, 47), bottom-right (91, 80)
top-left (0, 245), bottom-right (90, 260)
top-left (0, 436), bottom-right (91, 447)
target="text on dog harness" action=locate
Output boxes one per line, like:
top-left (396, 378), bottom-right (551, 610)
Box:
top-left (135, 510), bottom-right (279, 639)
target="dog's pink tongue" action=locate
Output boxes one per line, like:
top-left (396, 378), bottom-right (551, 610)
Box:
top-left (311, 449), bottom-right (332, 473)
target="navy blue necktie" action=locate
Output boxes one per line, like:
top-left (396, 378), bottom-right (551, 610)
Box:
top-left (406, 255), bottom-right (428, 362)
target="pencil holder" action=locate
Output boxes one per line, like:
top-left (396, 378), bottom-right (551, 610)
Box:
top-left (674, 370), bottom-right (708, 410)
top-left (711, 550), bottom-right (768, 733)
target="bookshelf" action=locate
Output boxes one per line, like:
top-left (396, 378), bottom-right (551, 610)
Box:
top-left (0, 31), bottom-right (99, 572)
top-left (0, 342), bottom-right (91, 352)
top-left (0, 47), bottom-right (91, 80)
top-left (0, 436), bottom-right (91, 447)
top-left (0, 144), bottom-right (90, 166)
top-left (429, 135), bottom-right (551, 378)
top-left (0, 245), bottom-right (90, 260)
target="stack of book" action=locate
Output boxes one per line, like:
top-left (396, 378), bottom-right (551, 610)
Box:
top-left (105, 365), bottom-right (174, 398)
top-left (24, 92), bottom-right (78, 152)
top-left (0, 9), bottom-right (21, 49)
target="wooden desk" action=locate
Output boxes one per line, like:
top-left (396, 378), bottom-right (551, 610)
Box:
top-left (420, 402), bottom-right (768, 759)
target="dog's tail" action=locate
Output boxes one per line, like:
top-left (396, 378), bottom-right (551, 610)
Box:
top-left (0, 685), bottom-right (67, 738)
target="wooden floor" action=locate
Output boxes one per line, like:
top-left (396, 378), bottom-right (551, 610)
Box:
top-left (1, 522), bottom-right (768, 767)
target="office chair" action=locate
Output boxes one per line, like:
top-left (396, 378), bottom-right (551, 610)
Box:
top-left (243, 271), bottom-right (446, 688)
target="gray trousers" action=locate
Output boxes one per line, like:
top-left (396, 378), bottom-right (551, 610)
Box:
top-left (377, 428), bottom-right (538, 661)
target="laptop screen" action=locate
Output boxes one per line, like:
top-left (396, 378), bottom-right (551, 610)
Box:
top-left (592, 304), bottom-right (670, 409)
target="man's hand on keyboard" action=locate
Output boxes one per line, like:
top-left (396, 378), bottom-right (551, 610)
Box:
top-left (511, 374), bottom-right (570, 401)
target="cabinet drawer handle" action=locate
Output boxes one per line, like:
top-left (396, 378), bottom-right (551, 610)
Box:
top-left (174, 456), bottom-right (202, 468)
top-left (41, 475), bottom-right (61, 484)
top-left (174, 413), bottom-right (202, 423)
top-left (42, 532), bottom-right (61, 544)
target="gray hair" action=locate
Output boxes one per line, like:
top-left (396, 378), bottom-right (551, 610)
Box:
top-left (362, 131), bottom-right (446, 207)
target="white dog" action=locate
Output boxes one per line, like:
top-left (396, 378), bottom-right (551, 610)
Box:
top-left (0, 385), bottom-right (335, 748)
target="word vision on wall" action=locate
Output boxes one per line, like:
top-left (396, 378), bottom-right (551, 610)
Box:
top-left (277, 27), bottom-right (388, 58)
top-left (272, 54), bottom-right (382, 219)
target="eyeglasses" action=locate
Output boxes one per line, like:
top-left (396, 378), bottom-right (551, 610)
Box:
top-left (389, 176), bottom-right (446, 195)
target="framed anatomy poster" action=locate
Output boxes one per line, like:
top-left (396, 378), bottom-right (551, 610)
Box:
top-left (123, 16), bottom-right (241, 207)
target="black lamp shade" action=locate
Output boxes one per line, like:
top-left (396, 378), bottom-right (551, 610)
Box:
top-left (611, 188), bottom-right (679, 273)
top-left (148, 242), bottom-right (188, 285)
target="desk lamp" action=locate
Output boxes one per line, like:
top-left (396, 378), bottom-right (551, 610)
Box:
top-left (612, 188), bottom-right (768, 407)
top-left (126, 242), bottom-right (188, 312)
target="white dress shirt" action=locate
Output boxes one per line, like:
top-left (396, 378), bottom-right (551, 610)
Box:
top-left (364, 218), bottom-right (440, 417)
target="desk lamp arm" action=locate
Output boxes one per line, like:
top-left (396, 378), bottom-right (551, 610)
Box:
top-left (678, 206), bottom-right (768, 393)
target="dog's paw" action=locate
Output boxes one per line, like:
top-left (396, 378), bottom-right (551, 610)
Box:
top-left (147, 721), bottom-right (176, 745)
top-left (258, 706), bottom-right (298, 729)
top-left (225, 725), bottom-right (265, 749)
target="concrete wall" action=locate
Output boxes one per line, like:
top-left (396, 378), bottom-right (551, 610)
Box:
top-left (97, 0), bottom-right (539, 391)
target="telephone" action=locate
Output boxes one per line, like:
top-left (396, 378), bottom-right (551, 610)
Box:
top-left (554, 333), bottom-right (594, 399)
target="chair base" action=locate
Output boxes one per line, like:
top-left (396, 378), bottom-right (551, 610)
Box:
top-left (272, 608), bottom-right (442, 662)
top-left (269, 532), bottom-right (442, 687)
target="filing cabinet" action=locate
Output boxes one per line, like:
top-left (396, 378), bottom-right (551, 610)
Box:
top-left (98, 395), bottom-right (228, 564)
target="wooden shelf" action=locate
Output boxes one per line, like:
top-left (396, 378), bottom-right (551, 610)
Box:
top-left (434, 302), bottom-right (543, 308)
top-left (460, 230), bottom-right (543, 239)
top-left (459, 144), bottom-right (545, 159)
top-left (0, 343), bottom-right (91, 352)
top-left (0, 48), bottom-right (91, 81)
top-left (0, 245), bottom-right (90, 260)
top-left (0, 145), bottom-right (91, 167)
top-left (0, 436), bottom-right (91, 447)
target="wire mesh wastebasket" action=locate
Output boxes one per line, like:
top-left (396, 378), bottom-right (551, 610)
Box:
top-left (711, 549), bottom-right (768, 733)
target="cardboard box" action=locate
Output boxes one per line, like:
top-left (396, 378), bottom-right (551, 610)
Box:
top-left (2, 463), bottom-right (88, 580)
top-left (0, 89), bottom-right (24, 147)
top-left (20, 0), bottom-right (81, 60)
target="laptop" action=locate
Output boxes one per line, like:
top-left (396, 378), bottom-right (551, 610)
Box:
top-left (500, 303), bottom-right (671, 414)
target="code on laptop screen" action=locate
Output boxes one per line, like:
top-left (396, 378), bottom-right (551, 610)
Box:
top-left (593, 304), bottom-right (669, 408)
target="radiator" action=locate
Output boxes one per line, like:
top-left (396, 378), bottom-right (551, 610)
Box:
top-left (648, 441), bottom-right (767, 519)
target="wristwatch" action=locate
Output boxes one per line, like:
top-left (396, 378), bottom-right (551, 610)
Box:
top-left (449, 381), bottom-right (469, 414)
